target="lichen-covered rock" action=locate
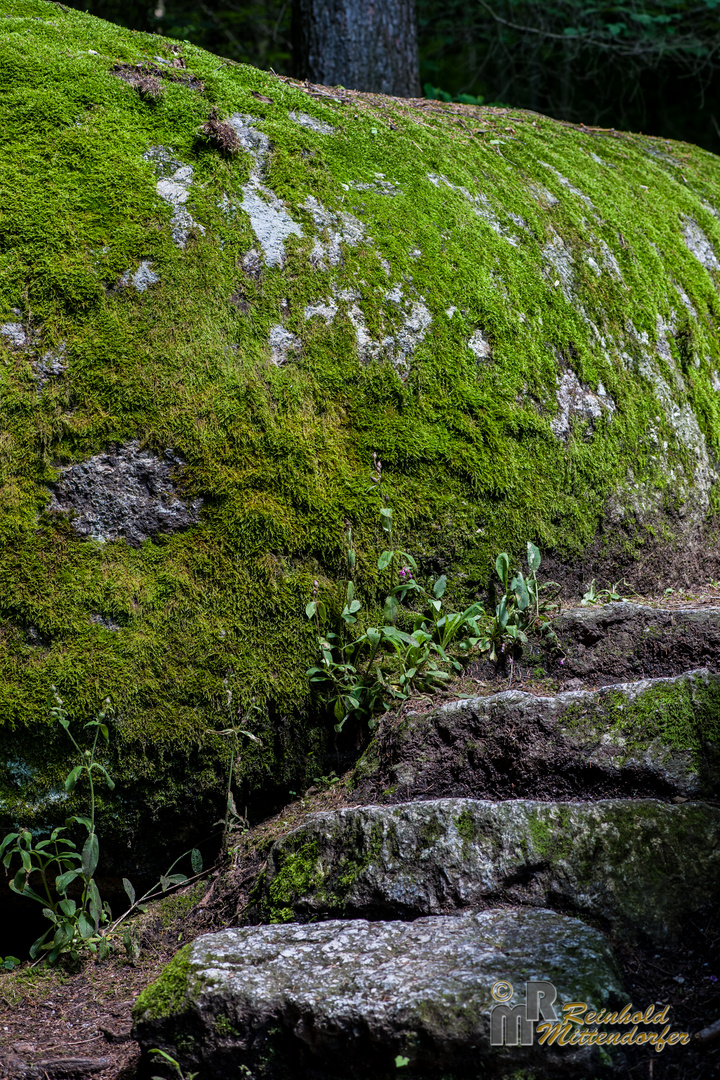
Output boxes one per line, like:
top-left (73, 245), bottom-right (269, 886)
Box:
top-left (354, 669), bottom-right (720, 801)
top-left (257, 798), bottom-right (720, 943)
top-left (132, 910), bottom-right (625, 1079)
top-left (4, 1), bottom-right (720, 857)
top-left (47, 441), bottom-right (201, 544)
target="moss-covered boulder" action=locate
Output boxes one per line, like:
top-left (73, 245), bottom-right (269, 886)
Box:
top-left (3, 1), bottom-right (720, 859)
top-left (255, 797), bottom-right (720, 943)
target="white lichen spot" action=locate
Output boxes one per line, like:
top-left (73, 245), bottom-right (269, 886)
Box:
top-left (597, 239), bottom-right (623, 281)
top-left (268, 324), bottom-right (301, 366)
top-left (529, 183), bottom-right (558, 207)
top-left (349, 175), bottom-right (401, 196)
top-left (289, 111), bottom-right (335, 135)
top-left (542, 230), bottom-right (574, 299)
top-left (446, 306), bottom-right (457, 319)
top-left (672, 281), bottom-right (698, 319)
top-left (0, 322), bottom-right (27, 348)
top-left (217, 115), bottom-right (304, 269)
top-left (241, 187), bottom-right (303, 268)
top-left (303, 195), bottom-right (364, 268)
top-left (144, 147), bottom-right (205, 248)
top-left (711, 370), bottom-right (720, 393)
top-left (551, 369), bottom-right (615, 440)
top-left (118, 260), bottom-right (160, 292)
top-left (467, 329), bottom-right (491, 360)
top-left (682, 217), bottom-right (720, 271)
top-left (302, 282), bottom-right (431, 373)
top-left (625, 319), bottom-right (716, 524)
top-left (304, 299), bottom-right (339, 324)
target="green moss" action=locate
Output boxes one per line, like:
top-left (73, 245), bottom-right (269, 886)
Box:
top-left (213, 1013), bottom-right (240, 1038)
top-left (561, 672), bottom-right (720, 765)
top-left (2, 0), bottom-right (720, 854)
top-left (263, 837), bottom-right (321, 921)
top-left (132, 942), bottom-right (191, 1021)
top-left (526, 806), bottom-right (573, 861)
top-left (260, 819), bottom-right (387, 919)
top-left (454, 808), bottom-right (478, 845)
top-left (157, 881), bottom-right (207, 927)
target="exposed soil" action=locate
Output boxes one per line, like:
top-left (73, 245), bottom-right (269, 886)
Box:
top-left (2, 590), bottom-right (720, 1080)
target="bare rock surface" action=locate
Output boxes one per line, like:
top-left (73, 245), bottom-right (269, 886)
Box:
top-left (47, 441), bottom-right (202, 545)
top-left (257, 798), bottom-right (720, 944)
top-left (133, 909), bottom-right (624, 1079)
top-left (355, 669), bottom-right (720, 801)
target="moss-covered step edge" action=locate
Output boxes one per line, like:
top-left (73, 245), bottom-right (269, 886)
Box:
top-left (353, 668), bottom-right (720, 802)
top-left (549, 602), bottom-right (720, 682)
top-left (252, 797), bottom-right (719, 944)
top-left (132, 910), bottom-right (625, 1080)
top-left (3, 1), bottom-right (720, 855)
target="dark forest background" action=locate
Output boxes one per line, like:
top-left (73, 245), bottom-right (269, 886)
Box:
top-left (65, 0), bottom-right (720, 154)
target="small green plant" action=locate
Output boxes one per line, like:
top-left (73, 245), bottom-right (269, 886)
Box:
top-left (312, 771), bottom-right (341, 791)
top-left (307, 464), bottom-right (562, 729)
top-left (208, 685), bottom-right (262, 845)
top-left (581, 579), bottom-right (626, 605)
top-left (1, 690), bottom-right (115, 963)
top-left (150, 1048), bottom-right (198, 1080)
top-left (306, 506), bottom-right (484, 732)
top-left (478, 543), bottom-right (560, 661)
top-left (1, 690), bottom-right (207, 966)
top-left (0, 956), bottom-right (21, 971)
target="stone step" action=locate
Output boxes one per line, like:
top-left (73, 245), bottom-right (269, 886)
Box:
top-left (255, 798), bottom-right (719, 944)
top-left (133, 909), bottom-right (626, 1079)
top-left (354, 668), bottom-right (720, 801)
top-left (551, 602), bottom-right (720, 683)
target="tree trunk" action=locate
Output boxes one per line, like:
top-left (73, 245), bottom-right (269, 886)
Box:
top-left (292, 0), bottom-right (421, 97)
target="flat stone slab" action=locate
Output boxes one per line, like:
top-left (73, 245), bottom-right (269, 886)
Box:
top-left (355, 669), bottom-right (720, 800)
top-left (552, 603), bottom-right (720, 682)
top-left (257, 798), bottom-right (720, 943)
top-left (133, 909), bottom-right (624, 1079)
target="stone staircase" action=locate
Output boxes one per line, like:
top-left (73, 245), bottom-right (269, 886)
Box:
top-left (133, 603), bottom-right (720, 1079)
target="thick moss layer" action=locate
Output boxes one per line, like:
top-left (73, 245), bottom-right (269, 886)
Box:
top-left (2, 1), bottom-right (720, 851)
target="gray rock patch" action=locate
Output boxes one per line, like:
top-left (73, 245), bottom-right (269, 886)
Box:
top-left (47, 441), bottom-right (202, 546)
top-left (682, 217), bottom-right (720, 270)
top-left (144, 147), bottom-right (206, 248)
top-left (551, 368), bottom-right (615, 440)
top-left (268, 324), bottom-right (301, 365)
top-left (0, 322), bottom-right (27, 349)
top-left (118, 260), bottom-right (160, 292)
top-left (134, 910), bottom-right (623, 1079)
top-left (355, 666), bottom-right (720, 801)
top-left (289, 110), bottom-right (335, 135)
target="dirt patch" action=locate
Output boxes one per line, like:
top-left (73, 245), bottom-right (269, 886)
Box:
top-left (112, 64), bottom-right (205, 94)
